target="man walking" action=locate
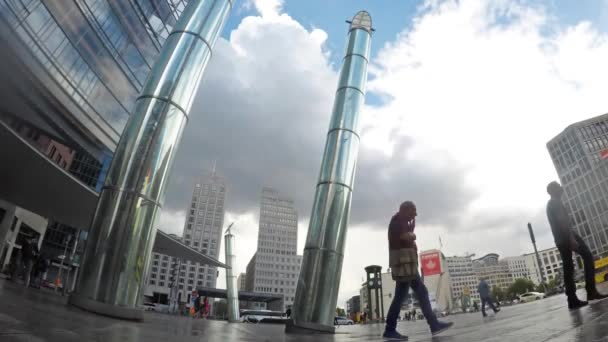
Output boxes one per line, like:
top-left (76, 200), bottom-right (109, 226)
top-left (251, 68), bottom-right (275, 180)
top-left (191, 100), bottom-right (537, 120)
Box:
top-left (20, 238), bottom-right (38, 287)
top-left (383, 201), bottom-right (453, 340)
top-left (478, 278), bottom-right (499, 317)
top-left (546, 181), bottom-right (607, 309)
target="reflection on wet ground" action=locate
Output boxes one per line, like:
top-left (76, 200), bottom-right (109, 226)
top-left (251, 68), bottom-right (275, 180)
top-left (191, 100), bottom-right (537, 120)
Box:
top-left (1, 279), bottom-right (607, 341)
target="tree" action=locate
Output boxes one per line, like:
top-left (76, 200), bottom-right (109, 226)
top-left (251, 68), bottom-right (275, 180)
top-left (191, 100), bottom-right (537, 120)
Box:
top-left (508, 278), bottom-right (536, 299)
top-left (336, 307), bottom-right (346, 317)
top-left (492, 286), bottom-right (506, 302)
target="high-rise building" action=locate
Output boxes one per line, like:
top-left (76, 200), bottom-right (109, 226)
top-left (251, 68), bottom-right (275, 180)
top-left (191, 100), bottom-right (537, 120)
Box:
top-left (0, 0), bottom-right (195, 283)
top-left (548, 114), bottom-right (608, 259)
top-left (537, 247), bottom-right (564, 282)
top-left (503, 254), bottom-right (543, 284)
top-left (237, 273), bottom-right (246, 291)
top-left (473, 254), bottom-right (513, 292)
top-left (446, 254), bottom-right (480, 304)
top-left (145, 171), bottom-right (226, 302)
top-left (245, 188), bottom-right (302, 311)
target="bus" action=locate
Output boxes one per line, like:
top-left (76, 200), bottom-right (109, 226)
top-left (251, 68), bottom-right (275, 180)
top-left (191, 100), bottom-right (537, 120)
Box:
top-left (595, 256), bottom-right (608, 284)
top-left (240, 310), bottom-right (288, 324)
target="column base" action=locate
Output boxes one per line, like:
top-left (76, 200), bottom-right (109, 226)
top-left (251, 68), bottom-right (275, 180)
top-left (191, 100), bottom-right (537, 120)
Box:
top-left (69, 294), bottom-right (144, 321)
top-left (285, 319), bottom-right (335, 334)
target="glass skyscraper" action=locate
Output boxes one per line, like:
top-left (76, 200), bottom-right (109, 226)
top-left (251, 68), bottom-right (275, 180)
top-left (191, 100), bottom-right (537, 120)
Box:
top-left (0, 0), bottom-right (193, 294)
top-left (0, 0), bottom-right (190, 189)
top-left (145, 171), bottom-right (226, 303)
top-left (548, 114), bottom-right (608, 259)
top-left (246, 187), bottom-right (302, 311)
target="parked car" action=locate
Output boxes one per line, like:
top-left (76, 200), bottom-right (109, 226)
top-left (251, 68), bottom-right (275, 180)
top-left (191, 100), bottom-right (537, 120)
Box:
top-left (519, 292), bottom-right (545, 303)
top-left (240, 310), bottom-right (289, 324)
top-left (142, 303), bottom-right (156, 311)
top-left (141, 303), bottom-right (169, 313)
top-left (334, 316), bottom-right (354, 325)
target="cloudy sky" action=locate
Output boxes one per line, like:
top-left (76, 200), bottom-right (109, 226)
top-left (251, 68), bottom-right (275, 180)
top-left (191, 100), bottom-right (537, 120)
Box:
top-left (157, 0), bottom-right (608, 307)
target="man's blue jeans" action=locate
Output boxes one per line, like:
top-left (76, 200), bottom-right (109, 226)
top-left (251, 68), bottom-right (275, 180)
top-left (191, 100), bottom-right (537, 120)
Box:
top-left (385, 274), bottom-right (439, 332)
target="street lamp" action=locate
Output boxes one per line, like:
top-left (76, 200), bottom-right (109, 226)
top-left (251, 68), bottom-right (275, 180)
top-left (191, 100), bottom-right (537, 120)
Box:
top-left (527, 223), bottom-right (546, 293)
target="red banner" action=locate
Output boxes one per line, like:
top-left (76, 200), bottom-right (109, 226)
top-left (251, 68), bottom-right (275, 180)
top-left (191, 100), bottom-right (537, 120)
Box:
top-left (420, 251), bottom-right (441, 276)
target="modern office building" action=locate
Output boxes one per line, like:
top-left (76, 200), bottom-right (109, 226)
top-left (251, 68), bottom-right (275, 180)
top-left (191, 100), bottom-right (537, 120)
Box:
top-left (548, 114), bottom-right (608, 259)
top-left (473, 254), bottom-right (513, 292)
top-left (445, 254), bottom-right (481, 304)
top-left (145, 172), bottom-right (226, 302)
top-left (346, 295), bottom-right (361, 320)
top-left (0, 0), bottom-right (205, 259)
top-left (536, 247), bottom-right (564, 282)
top-left (1, 1), bottom-right (191, 198)
top-left (0, 2), bottom-right (231, 319)
top-left (245, 188), bottom-right (302, 311)
top-left (237, 273), bottom-right (246, 291)
top-left (503, 254), bottom-right (543, 284)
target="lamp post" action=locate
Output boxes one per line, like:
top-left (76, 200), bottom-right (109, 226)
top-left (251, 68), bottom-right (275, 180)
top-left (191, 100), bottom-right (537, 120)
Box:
top-left (528, 223), bottom-right (546, 292)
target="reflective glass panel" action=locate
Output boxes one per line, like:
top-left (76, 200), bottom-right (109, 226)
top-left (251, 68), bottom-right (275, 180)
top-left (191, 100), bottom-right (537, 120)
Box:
top-left (345, 29), bottom-right (371, 59)
top-left (328, 88), bottom-right (365, 133)
top-left (337, 54), bottom-right (368, 93)
top-left (318, 130), bottom-right (360, 186)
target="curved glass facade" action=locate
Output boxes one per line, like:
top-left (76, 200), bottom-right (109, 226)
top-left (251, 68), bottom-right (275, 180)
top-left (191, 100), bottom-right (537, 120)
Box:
top-left (0, 0), bottom-right (189, 188)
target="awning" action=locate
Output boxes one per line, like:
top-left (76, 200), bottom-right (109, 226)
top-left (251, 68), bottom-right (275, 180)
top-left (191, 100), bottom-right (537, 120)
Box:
top-left (154, 230), bottom-right (227, 268)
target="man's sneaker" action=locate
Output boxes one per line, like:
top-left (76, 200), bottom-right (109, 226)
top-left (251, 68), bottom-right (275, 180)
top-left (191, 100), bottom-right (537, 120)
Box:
top-left (587, 292), bottom-right (608, 301)
top-left (431, 321), bottom-right (454, 336)
top-left (382, 330), bottom-right (408, 341)
top-left (568, 299), bottom-right (588, 310)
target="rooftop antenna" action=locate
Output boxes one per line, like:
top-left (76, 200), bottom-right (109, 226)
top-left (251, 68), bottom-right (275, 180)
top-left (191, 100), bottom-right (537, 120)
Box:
top-left (211, 160), bottom-right (217, 177)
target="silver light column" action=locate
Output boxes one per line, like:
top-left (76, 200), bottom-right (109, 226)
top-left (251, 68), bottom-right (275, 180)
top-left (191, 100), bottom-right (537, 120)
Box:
top-left (287, 11), bottom-right (372, 334)
top-left (224, 224), bottom-right (239, 322)
top-left (69, 0), bottom-right (233, 321)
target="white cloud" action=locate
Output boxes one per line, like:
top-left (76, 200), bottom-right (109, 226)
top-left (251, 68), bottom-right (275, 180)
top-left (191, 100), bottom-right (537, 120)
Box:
top-left (368, 0), bottom-right (608, 241)
top-left (156, 209), bottom-right (186, 236)
top-left (334, 0), bottom-right (608, 303)
top-left (247, 0), bottom-right (284, 18)
top-left (165, 0), bottom-right (608, 309)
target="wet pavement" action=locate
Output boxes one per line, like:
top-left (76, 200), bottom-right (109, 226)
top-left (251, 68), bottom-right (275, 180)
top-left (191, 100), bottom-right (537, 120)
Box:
top-left (1, 278), bottom-right (608, 341)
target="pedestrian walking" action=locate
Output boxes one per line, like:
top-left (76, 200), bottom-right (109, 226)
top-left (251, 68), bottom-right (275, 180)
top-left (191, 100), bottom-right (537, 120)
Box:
top-left (19, 238), bottom-right (39, 287)
top-left (31, 256), bottom-right (48, 288)
top-left (473, 301), bottom-right (479, 312)
top-left (478, 278), bottom-right (499, 317)
top-left (203, 296), bottom-right (210, 319)
top-left (546, 181), bottom-right (607, 309)
top-left (383, 201), bottom-right (453, 340)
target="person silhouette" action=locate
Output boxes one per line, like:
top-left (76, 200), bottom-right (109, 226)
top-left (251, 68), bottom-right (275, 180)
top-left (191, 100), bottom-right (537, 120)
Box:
top-left (383, 201), bottom-right (453, 340)
top-left (546, 181), bottom-right (607, 309)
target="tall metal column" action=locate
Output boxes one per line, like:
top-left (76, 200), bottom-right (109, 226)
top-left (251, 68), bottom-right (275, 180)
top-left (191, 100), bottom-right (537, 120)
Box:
top-left (69, 0), bottom-right (233, 321)
top-left (287, 11), bottom-right (372, 334)
top-left (224, 223), bottom-right (239, 322)
top-left (528, 223), bottom-right (546, 288)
